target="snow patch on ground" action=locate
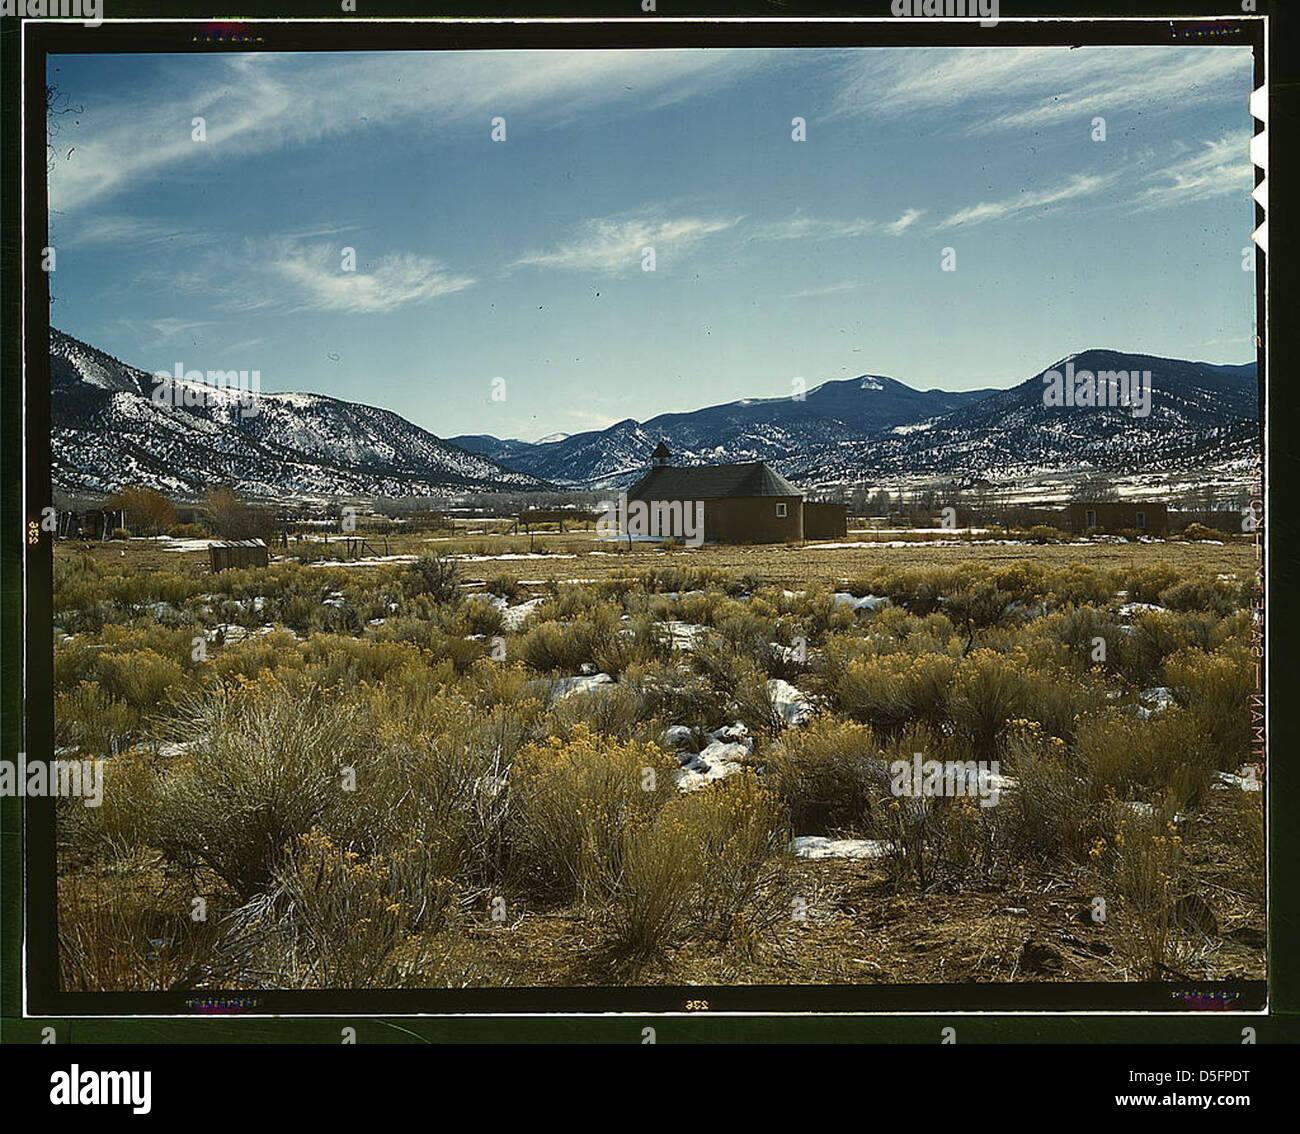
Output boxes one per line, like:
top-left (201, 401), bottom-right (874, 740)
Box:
top-left (1214, 768), bottom-right (1262, 792)
top-left (1119, 801), bottom-right (1189, 823)
top-left (868, 527), bottom-right (995, 535)
top-left (503, 597), bottom-right (547, 631)
top-left (150, 537), bottom-right (217, 553)
top-left (1008, 600), bottom-right (1050, 619)
top-left (767, 678), bottom-right (816, 726)
top-left (517, 578), bottom-right (600, 585)
top-left (831, 592), bottom-right (889, 612)
top-left (310, 555), bottom-right (420, 567)
top-left (1134, 687), bottom-right (1176, 719)
top-left (674, 723), bottom-right (754, 792)
top-left (659, 725), bottom-right (697, 752)
top-left (550, 672), bottom-right (615, 699)
top-left (791, 836), bottom-right (894, 860)
top-left (206, 623), bottom-right (279, 643)
top-left (814, 539), bottom-right (1036, 549)
top-left (452, 553), bottom-right (580, 562)
top-left (657, 620), bottom-right (711, 650)
top-left (1117, 602), bottom-right (1166, 619)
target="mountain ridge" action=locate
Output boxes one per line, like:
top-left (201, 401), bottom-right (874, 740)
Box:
top-left (49, 329), bottom-right (1258, 499)
top-left (454, 348), bottom-right (1257, 489)
top-left (49, 329), bottom-right (552, 500)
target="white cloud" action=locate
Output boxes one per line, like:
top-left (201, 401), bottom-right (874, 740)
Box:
top-left (114, 317), bottom-right (220, 344)
top-left (885, 208), bottom-right (924, 235)
top-left (926, 133), bottom-right (1248, 230)
top-left (267, 242), bottom-right (476, 313)
top-left (755, 207), bottom-right (923, 243)
top-left (784, 281), bottom-right (865, 299)
top-left (754, 215), bottom-right (881, 242)
top-left (130, 235), bottom-right (474, 315)
top-left (56, 215), bottom-right (217, 251)
top-left (514, 212), bottom-right (739, 273)
top-left (828, 46), bottom-right (1251, 135)
top-left (48, 49), bottom-right (776, 213)
top-left (223, 336), bottom-right (266, 353)
top-left (1134, 132), bottom-right (1254, 209)
top-left (936, 172), bottom-right (1114, 228)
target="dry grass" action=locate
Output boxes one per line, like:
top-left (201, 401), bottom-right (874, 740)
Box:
top-left (58, 529), bottom-right (1256, 587)
top-left (53, 536), bottom-right (1265, 991)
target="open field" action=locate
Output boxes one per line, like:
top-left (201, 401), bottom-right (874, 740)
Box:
top-left (53, 536), bottom-right (1264, 992)
top-left (64, 527), bottom-right (1257, 585)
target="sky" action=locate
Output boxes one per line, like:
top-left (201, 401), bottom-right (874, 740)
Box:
top-left (46, 45), bottom-right (1257, 441)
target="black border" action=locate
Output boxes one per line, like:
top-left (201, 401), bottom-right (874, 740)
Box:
top-left (7, 7), bottom-right (1284, 1032)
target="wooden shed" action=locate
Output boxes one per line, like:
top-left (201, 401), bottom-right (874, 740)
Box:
top-left (626, 446), bottom-right (804, 544)
top-left (208, 539), bottom-right (269, 572)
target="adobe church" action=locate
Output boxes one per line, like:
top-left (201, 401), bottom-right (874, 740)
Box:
top-left (625, 443), bottom-right (846, 544)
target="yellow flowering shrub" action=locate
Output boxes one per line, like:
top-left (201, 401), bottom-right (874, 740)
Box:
top-left (275, 829), bottom-right (452, 987)
top-left (1098, 811), bottom-right (1190, 980)
top-left (507, 724), bottom-right (678, 902)
top-left (1165, 645), bottom-right (1255, 769)
top-left (610, 772), bottom-right (784, 958)
top-left (765, 716), bottom-right (882, 831)
top-left (827, 650), bottom-right (956, 734)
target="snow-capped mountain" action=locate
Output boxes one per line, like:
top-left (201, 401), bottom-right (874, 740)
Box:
top-left (49, 328), bottom-right (1258, 500)
top-left (798, 349), bottom-right (1259, 484)
top-left (452, 376), bottom-right (998, 489)
top-left (49, 329), bottom-right (551, 499)
top-left (454, 350), bottom-right (1257, 489)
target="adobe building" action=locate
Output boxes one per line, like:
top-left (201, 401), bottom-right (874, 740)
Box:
top-left (626, 443), bottom-right (804, 544)
top-left (1065, 501), bottom-right (1168, 535)
top-left (803, 501), bottom-right (849, 540)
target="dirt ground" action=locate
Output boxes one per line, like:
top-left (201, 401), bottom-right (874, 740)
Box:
top-left (449, 790), bottom-right (1265, 989)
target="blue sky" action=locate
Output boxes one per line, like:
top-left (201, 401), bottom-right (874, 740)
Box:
top-left (47, 46), bottom-right (1257, 441)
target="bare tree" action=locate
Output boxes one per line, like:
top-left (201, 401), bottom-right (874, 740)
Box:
top-left (204, 486), bottom-right (275, 540)
top-left (103, 486), bottom-right (176, 536)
